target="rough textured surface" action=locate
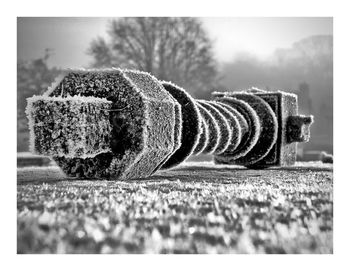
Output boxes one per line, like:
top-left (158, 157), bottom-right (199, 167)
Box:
top-left (253, 91), bottom-right (308, 168)
top-left (26, 96), bottom-right (112, 158)
top-left (217, 101), bottom-right (248, 140)
top-left (193, 113), bottom-right (209, 155)
top-left (196, 103), bottom-right (220, 155)
top-left (197, 100), bottom-right (231, 155)
top-left (208, 101), bottom-right (241, 153)
top-left (45, 69), bottom-right (178, 179)
top-left (54, 153), bottom-right (114, 179)
top-left (213, 96), bottom-right (260, 160)
top-left (251, 91), bottom-right (294, 168)
top-left (287, 115), bottom-right (314, 143)
top-left (214, 93), bottom-right (278, 166)
top-left (160, 82), bottom-right (201, 169)
top-left (17, 160), bottom-right (332, 254)
top-left (153, 102), bottom-right (183, 172)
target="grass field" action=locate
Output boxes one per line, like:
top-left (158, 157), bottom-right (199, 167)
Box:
top-left (17, 161), bottom-right (333, 254)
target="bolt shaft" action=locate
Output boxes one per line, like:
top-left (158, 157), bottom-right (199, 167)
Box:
top-left (161, 83), bottom-right (313, 169)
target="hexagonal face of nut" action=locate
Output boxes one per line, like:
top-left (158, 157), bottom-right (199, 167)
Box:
top-left (45, 68), bottom-right (179, 180)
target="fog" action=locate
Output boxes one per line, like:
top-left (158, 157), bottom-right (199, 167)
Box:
top-left (17, 17), bottom-right (333, 155)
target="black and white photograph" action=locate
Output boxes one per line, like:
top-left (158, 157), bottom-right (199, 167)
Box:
top-left (3, 0), bottom-right (348, 268)
top-left (16, 16), bottom-right (333, 254)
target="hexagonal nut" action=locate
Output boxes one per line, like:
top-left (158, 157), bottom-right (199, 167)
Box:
top-left (46, 68), bottom-right (181, 180)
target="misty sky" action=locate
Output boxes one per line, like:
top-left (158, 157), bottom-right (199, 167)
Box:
top-left (17, 17), bottom-right (332, 68)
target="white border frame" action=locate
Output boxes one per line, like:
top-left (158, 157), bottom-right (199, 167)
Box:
top-left (2, 1), bottom-right (349, 270)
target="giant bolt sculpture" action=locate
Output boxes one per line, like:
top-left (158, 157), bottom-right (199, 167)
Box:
top-left (26, 68), bottom-right (313, 180)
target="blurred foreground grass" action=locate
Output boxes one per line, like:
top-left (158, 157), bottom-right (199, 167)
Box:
top-left (17, 161), bottom-right (333, 254)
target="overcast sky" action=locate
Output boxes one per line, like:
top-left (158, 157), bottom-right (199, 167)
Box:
top-left (17, 17), bottom-right (332, 68)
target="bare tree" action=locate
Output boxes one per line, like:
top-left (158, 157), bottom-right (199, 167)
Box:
top-left (88, 17), bottom-right (218, 96)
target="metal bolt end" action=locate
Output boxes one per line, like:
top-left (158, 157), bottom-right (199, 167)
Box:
top-left (287, 115), bottom-right (314, 143)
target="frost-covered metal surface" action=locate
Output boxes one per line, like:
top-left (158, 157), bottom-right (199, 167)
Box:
top-left (26, 69), bottom-right (314, 180)
top-left (40, 69), bottom-right (180, 179)
top-left (17, 161), bottom-right (332, 254)
top-left (26, 96), bottom-right (112, 158)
